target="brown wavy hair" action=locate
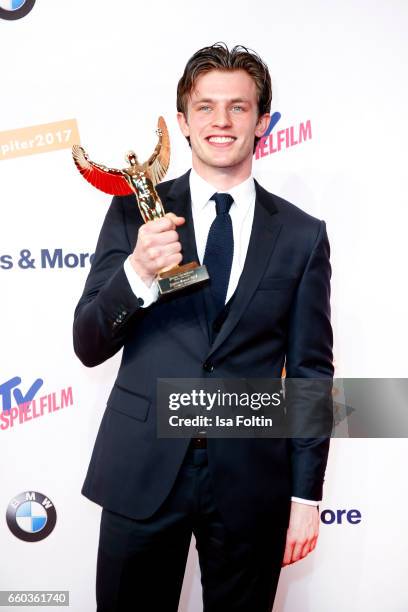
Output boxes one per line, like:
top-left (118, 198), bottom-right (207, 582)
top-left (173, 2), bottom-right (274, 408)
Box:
top-left (177, 42), bottom-right (272, 150)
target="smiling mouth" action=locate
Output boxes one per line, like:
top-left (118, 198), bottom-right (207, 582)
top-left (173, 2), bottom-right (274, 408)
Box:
top-left (206, 136), bottom-right (236, 145)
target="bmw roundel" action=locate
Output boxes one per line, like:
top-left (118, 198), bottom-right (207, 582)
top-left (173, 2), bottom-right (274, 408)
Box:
top-left (6, 491), bottom-right (57, 542)
top-left (0, 0), bottom-right (36, 20)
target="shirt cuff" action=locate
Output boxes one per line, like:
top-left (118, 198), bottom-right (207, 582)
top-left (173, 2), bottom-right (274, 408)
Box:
top-left (123, 257), bottom-right (159, 308)
top-left (291, 496), bottom-right (320, 506)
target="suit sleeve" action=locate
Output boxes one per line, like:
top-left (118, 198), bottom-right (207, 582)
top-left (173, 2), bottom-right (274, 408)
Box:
top-left (73, 195), bottom-right (146, 367)
top-left (285, 219), bottom-right (334, 501)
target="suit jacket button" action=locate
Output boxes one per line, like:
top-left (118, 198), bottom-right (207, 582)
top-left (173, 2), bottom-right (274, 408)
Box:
top-left (203, 361), bottom-right (214, 373)
top-left (137, 298), bottom-right (144, 307)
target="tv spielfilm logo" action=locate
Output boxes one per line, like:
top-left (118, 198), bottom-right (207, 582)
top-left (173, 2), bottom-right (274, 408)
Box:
top-left (0, 0), bottom-right (36, 20)
top-left (6, 491), bottom-right (57, 542)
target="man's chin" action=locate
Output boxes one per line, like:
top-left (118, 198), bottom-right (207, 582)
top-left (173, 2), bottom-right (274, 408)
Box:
top-left (202, 155), bottom-right (244, 170)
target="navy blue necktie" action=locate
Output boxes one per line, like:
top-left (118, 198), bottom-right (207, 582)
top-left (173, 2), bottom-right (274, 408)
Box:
top-left (203, 192), bottom-right (234, 313)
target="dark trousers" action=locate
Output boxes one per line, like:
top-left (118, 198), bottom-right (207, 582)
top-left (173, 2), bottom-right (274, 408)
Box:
top-left (96, 445), bottom-right (287, 612)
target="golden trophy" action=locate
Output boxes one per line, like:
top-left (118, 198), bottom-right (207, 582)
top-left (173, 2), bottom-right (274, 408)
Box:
top-left (72, 117), bottom-right (209, 295)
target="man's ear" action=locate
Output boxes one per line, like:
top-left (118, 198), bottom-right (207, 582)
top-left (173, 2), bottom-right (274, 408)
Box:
top-left (177, 112), bottom-right (190, 138)
top-left (255, 113), bottom-right (271, 138)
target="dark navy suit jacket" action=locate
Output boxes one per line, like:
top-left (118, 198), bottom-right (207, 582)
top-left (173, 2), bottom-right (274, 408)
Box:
top-left (73, 170), bottom-right (333, 533)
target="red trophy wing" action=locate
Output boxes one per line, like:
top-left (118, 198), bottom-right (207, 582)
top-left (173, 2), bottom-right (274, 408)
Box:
top-left (72, 145), bottom-right (133, 196)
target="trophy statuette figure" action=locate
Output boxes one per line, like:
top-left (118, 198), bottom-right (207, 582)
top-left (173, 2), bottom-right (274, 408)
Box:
top-left (72, 116), bottom-right (209, 294)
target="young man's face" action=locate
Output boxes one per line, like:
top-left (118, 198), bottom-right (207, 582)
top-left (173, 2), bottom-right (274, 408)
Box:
top-left (177, 69), bottom-right (270, 179)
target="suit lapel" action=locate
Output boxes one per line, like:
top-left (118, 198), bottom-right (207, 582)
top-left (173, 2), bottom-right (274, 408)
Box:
top-left (206, 180), bottom-right (282, 359)
top-left (162, 170), bottom-right (197, 263)
top-left (161, 171), bottom-right (211, 343)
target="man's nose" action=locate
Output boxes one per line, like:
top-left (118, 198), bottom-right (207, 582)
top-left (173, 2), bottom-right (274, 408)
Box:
top-left (212, 107), bottom-right (231, 128)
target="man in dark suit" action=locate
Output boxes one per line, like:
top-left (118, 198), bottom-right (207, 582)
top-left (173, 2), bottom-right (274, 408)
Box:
top-left (73, 43), bottom-right (333, 612)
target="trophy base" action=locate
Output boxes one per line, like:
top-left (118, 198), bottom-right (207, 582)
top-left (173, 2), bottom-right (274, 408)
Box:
top-left (157, 262), bottom-right (209, 295)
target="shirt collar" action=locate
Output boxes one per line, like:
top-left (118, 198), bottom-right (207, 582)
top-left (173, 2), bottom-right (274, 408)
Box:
top-left (189, 167), bottom-right (255, 213)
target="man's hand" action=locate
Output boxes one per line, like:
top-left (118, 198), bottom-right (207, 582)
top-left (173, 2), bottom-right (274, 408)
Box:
top-left (130, 212), bottom-right (185, 287)
top-left (282, 501), bottom-right (320, 566)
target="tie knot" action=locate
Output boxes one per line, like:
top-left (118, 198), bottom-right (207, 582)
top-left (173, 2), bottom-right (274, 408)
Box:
top-left (212, 192), bottom-right (234, 215)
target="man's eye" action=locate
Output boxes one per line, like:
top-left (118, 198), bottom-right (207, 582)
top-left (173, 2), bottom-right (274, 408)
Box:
top-left (232, 105), bottom-right (244, 112)
top-left (199, 106), bottom-right (211, 112)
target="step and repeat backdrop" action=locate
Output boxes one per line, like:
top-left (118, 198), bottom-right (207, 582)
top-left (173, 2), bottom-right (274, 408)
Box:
top-left (1, 1), bottom-right (408, 611)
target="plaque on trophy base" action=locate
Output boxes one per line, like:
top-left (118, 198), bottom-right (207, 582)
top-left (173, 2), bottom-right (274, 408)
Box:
top-left (157, 262), bottom-right (209, 295)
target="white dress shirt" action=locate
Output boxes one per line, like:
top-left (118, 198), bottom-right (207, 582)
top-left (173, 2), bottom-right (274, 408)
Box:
top-left (123, 168), bottom-right (319, 507)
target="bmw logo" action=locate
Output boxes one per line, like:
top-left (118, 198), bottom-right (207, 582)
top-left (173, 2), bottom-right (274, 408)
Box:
top-left (6, 491), bottom-right (57, 542)
top-left (0, 0), bottom-right (36, 20)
